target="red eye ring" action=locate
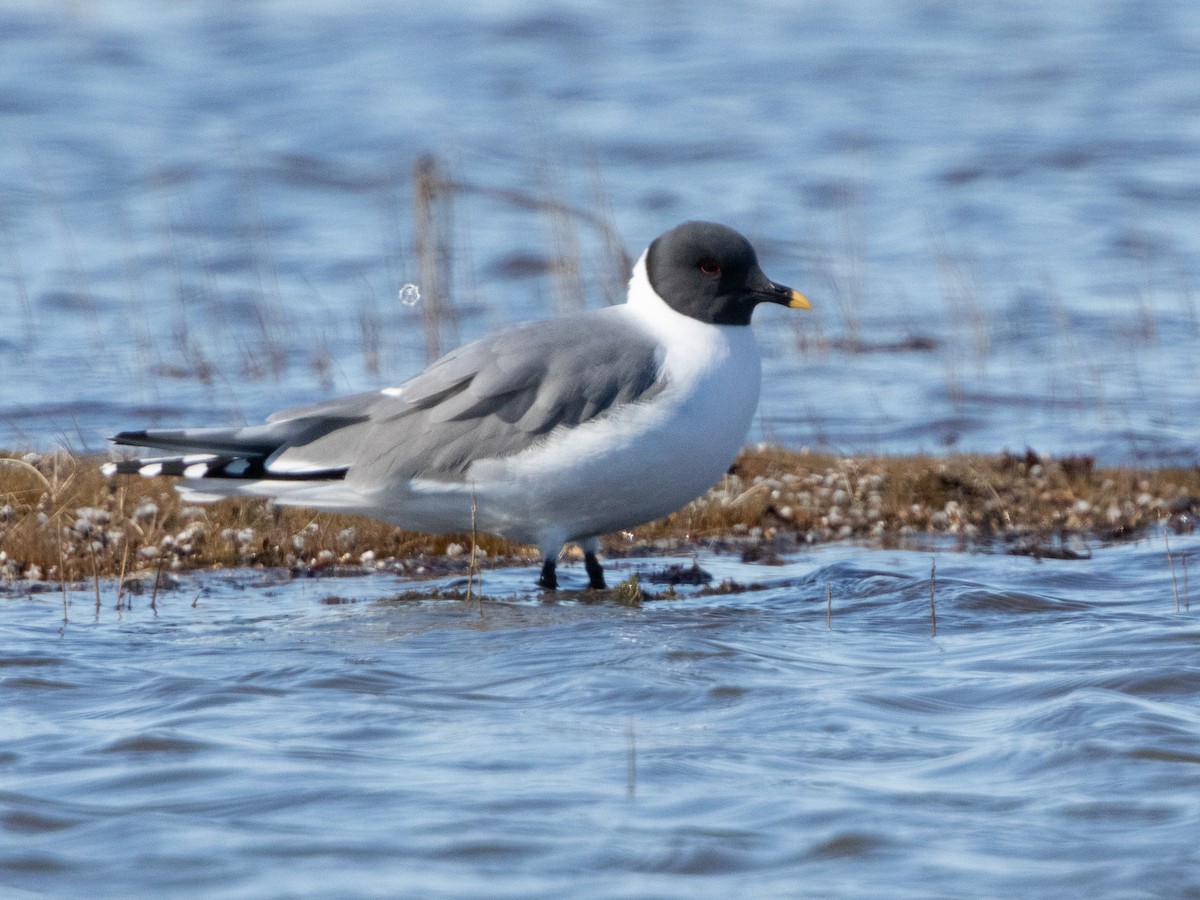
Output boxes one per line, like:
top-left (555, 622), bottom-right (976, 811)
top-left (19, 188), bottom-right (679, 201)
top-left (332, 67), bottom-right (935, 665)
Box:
top-left (698, 258), bottom-right (721, 277)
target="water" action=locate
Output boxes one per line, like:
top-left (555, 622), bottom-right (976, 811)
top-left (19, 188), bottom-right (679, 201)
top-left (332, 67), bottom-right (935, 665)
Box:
top-left (0, 0), bottom-right (1198, 461)
top-left (3, 540), bottom-right (1199, 898)
top-left (4, 3), bottom-right (1200, 896)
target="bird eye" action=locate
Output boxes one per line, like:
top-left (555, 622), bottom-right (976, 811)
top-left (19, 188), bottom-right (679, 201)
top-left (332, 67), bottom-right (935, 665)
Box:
top-left (698, 258), bottom-right (721, 277)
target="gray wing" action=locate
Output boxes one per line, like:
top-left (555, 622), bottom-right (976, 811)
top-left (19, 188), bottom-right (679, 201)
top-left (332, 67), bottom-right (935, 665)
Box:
top-left (265, 307), bottom-right (666, 483)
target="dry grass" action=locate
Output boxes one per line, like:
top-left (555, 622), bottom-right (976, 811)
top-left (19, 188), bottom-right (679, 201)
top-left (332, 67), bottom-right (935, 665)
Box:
top-left (636, 446), bottom-right (1199, 554)
top-left (1, 447), bottom-right (1197, 586)
top-left (0, 449), bottom-right (529, 586)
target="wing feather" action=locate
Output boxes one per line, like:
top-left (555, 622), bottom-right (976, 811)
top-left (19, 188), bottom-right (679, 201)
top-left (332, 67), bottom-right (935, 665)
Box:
top-left (252, 307), bottom-right (665, 483)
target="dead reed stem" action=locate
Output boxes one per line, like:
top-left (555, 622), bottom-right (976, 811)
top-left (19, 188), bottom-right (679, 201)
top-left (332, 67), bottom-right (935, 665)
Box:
top-left (0, 457), bottom-right (50, 489)
top-left (1164, 521), bottom-right (1180, 612)
top-left (466, 488), bottom-right (480, 603)
top-left (115, 541), bottom-right (130, 611)
top-left (585, 158), bottom-right (627, 306)
top-left (540, 161), bottom-right (587, 314)
top-left (150, 555), bottom-right (164, 614)
top-left (58, 527), bottom-right (68, 626)
top-left (90, 541), bottom-right (101, 615)
top-left (412, 154), bottom-right (459, 364)
top-left (445, 175), bottom-right (632, 276)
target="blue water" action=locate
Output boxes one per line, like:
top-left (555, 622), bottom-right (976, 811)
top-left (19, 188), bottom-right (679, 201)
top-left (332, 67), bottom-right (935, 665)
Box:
top-left (3, 542), bottom-right (1200, 898)
top-left (3, 2), bottom-right (1200, 897)
top-left (1, 0), bottom-right (1198, 461)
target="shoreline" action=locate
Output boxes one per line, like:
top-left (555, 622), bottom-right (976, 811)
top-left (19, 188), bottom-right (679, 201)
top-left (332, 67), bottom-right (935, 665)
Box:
top-left (2, 447), bottom-right (1197, 587)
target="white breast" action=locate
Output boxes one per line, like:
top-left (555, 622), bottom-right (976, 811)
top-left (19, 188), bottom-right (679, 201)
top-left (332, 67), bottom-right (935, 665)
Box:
top-left (460, 255), bottom-right (764, 551)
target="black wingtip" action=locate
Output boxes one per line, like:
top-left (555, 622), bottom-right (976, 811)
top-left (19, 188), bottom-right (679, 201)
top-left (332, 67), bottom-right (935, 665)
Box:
top-left (111, 430), bottom-right (147, 446)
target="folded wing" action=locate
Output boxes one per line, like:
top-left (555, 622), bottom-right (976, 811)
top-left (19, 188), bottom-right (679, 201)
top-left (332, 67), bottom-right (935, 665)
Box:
top-left (109, 308), bottom-right (666, 488)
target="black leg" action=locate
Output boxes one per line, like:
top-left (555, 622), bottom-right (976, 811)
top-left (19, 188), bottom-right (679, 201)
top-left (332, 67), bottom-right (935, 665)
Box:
top-left (584, 551), bottom-right (606, 590)
top-left (537, 558), bottom-right (558, 590)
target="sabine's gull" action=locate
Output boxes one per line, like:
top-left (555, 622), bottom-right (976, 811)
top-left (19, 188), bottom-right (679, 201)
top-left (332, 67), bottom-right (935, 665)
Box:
top-left (105, 221), bottom-right (811, 590)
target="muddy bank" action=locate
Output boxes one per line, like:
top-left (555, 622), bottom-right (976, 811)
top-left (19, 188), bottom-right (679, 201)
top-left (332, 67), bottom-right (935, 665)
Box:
top-left (2, 447), bottom-right (1197, 587)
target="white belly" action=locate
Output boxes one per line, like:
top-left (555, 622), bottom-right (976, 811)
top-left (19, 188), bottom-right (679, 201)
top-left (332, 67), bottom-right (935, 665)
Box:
top-left (396, 319), bottom-right (762, 552)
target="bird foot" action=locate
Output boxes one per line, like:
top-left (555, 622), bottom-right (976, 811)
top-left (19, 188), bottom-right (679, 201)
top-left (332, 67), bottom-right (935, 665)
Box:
top-left (584, 551), bottom-right (607, 590)
top-left (537, 559), bottom-right (558, 591)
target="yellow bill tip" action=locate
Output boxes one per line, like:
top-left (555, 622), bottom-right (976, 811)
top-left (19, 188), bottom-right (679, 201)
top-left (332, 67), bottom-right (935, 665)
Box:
top-left (787, 289), bottom-right (812, 310)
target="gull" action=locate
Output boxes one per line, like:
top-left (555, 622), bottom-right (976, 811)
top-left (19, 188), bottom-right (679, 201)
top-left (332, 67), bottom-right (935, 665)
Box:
top-left (105, 221), bottom-right (810, 590)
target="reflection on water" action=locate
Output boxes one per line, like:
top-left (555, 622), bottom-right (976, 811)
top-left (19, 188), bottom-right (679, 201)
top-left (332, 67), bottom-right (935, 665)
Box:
top-left (2, 539), bottom-right (1199, 897)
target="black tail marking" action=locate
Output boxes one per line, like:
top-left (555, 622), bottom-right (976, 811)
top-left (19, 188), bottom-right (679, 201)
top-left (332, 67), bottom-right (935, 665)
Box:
top-left (105, 455), bottom-right (348, 482)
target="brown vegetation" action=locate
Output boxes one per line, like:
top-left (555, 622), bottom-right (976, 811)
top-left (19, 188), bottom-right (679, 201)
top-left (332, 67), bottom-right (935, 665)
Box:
top-left (643, 447), bottom-right (1200, 556)
top-left (1, 447), bottom-right (1197, 588)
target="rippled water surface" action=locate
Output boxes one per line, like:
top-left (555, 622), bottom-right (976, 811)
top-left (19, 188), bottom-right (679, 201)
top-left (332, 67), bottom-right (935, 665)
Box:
top-left (4, 541), bottom-right (1200, 898)
top-left (1, 0), bottom-right (1198, 460)
top-left (3, 3), bottom-right (1200, 897)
